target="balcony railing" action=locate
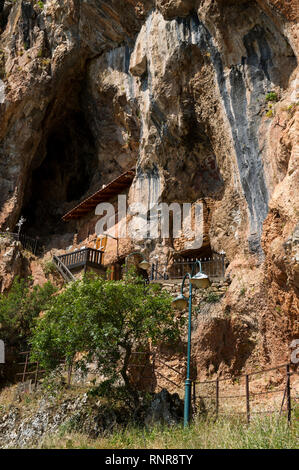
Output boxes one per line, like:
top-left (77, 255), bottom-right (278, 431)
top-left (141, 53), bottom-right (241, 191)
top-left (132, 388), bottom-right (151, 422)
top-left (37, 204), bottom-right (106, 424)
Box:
top-left (58, 248), bottom-right (104, 270)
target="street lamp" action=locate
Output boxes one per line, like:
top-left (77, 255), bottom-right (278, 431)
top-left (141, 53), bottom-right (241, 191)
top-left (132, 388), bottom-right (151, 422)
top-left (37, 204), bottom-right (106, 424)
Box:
top-left (125, 251), bottom-right (150, 271)
top-left (172, 260), bottom-right (210, 427)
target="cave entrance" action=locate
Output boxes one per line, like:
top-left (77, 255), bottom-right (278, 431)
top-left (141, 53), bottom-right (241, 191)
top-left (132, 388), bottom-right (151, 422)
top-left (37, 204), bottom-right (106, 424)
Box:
top-left (22, 110), bottom-right (98, 239)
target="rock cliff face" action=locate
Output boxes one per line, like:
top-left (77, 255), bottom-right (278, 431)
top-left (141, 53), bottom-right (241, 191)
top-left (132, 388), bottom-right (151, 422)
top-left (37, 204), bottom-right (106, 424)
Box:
top-left (0, 1), bottom-right (298, 377)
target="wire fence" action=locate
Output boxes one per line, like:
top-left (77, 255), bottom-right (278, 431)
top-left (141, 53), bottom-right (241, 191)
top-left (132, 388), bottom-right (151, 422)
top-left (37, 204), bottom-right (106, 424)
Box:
top-left (127, 351), bottom-right (184, 393)
top-left (15, 351), bottom-right (298, 423)
top-left (191, 363), bottom-right (298, 424)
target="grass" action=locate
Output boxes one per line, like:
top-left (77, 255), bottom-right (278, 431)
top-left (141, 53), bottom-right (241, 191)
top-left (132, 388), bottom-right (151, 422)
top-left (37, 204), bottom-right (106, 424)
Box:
top-left (33, 415), bottom-right (299, 449)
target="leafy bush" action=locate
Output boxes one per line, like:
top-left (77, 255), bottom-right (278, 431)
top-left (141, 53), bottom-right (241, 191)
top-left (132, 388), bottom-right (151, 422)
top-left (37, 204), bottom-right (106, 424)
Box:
top-left (43, 260), bottom-right (56, 276)
top-left (0, 277), bottom-right (56, 348)
top-left (31, 273), bottom-right (184, 401)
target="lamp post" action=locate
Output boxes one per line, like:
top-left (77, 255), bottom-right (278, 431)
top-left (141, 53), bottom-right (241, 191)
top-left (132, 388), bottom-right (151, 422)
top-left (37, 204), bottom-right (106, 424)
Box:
top-left (125, 251), bottom-right (150, 272)
top-left (172, 260), bottom-right (210, 427)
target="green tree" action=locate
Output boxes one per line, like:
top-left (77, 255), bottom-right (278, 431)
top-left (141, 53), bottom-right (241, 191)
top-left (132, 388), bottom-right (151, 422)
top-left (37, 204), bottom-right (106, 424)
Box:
top-left (31, 273), bottom-right (184, 401)
top-left (0, 277), bottom-right (56, 347)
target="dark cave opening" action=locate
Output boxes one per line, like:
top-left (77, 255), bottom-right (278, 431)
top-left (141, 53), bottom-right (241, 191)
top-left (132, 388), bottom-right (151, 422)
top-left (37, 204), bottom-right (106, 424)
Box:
top-left (23, 110), bottom-right (98, 238)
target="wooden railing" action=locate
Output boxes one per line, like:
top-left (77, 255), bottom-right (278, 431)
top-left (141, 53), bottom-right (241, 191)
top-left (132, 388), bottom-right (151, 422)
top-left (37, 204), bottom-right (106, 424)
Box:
top-left (58, 248), bottom-right (104, 270)
top-left (53, 254), bottom-right (75, 283)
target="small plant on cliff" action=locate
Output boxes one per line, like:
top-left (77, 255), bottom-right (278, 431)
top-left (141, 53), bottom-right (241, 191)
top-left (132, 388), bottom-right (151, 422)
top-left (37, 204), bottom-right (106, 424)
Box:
top-left (30, 272), bottom-right (184, 404)
top-left (265, 91), bottom-right (278, 102)
top-left (43, 260), bottom-right (56, 276)
top-left (240, 287), bottom-right (246, 296)
top-left (205, 291), bottom-right (221, 303)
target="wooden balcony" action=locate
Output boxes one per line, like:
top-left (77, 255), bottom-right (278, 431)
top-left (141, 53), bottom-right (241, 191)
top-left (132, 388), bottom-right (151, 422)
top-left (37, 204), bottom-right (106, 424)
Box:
top-left (58, 248), bottom-right (104, 271)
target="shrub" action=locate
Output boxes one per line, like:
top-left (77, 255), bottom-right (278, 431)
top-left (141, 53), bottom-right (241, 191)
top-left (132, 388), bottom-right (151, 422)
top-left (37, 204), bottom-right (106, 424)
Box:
top-left (265, 92), bottom-right (278, 102)
top-left (43, 260), bottom-right (56, 276)
top-left (205, 292), bottom-right (221, 303)
top-left (0, 277), bottom-right (56, 348)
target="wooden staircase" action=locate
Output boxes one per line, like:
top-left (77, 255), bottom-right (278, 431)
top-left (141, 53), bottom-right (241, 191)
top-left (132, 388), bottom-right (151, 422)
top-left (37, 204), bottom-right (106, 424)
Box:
top-left (53, 254), bottom-right (75, 283)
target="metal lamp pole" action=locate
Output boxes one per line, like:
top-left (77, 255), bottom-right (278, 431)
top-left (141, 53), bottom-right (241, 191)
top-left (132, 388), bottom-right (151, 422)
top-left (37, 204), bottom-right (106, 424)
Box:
top-left (174, 260), bottom-right (209, 427)
top-left (183, 272), bottom-right (193, 428)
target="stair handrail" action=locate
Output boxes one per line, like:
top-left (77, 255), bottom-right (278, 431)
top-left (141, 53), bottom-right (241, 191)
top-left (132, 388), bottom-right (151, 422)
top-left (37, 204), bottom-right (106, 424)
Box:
top-left (53, 254), bottom-right (75, 283)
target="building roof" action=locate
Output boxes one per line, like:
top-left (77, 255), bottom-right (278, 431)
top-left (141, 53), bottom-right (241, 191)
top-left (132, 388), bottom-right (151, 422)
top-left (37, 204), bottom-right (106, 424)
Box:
top-left (62, 169), bottom-right (135, 221)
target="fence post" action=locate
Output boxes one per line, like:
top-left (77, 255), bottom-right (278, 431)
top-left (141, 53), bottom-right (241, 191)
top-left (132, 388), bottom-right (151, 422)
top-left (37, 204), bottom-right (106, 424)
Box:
top-left (216, 378), bottom-right (219, 419)
top-left (152, 354), bottom-right (155, 393)
top-left (22, 353), bottom-right (29, 383)
top-left (246, 374), bottom-right (250, 424)
top-left (150, 264), bottom-right (154, 281)
top-left (286, 364), bottom-right (291, 425)
top-left (222, 255), bottom-right (225, 278)
top-left (192, 381), bottom-right (196, 416)
top-left (34, 361), bottom-right (39, 390)
top-left (67, 363), bottom-right (73, 387)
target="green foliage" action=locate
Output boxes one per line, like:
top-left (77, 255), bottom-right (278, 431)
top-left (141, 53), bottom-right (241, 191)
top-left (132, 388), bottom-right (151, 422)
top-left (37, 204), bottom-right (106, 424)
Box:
top-left (240, 287), bottom-right (246, 296)
top-left (205, 291), bottom-right (221, 303)
top-left (0, 277), bottom-right (56, 347)
top-left (43, 260), bottom-right (56, 276)
top-left (265, 92), bottom-right (278, 102)
top-left (31, 273), bottom-right (184, 397)
top-left (266, 109), bottom-right (273, 118)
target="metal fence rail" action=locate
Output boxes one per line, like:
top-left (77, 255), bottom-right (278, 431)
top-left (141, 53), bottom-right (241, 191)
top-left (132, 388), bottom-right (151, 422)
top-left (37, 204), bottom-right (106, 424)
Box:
top-left (191, 363), bottom-right (298, 424)
top-left (128, 351), bottom-right (184, 392)
top-left (0, 232), bottom-right (40, 255)
top-left (15, 349), bottom-right (298, 425)
top-left (169, 255), bottom-right (226, 280)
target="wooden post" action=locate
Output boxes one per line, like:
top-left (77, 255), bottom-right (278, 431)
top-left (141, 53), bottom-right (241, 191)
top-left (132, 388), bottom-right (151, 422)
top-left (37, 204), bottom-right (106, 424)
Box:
top-left (246, 375), bottom-right (250, 424)
top-left (286, 364), bottom-right (291, 425)
top-left (193, 381), bottom-right (196, 415)
top-left (67, 363), bottom-right (73, 387)
top-left (216, 378), bottom-right (219, 419)
top-left (34, 362), bottom-right (39, 390)
top-left (22, 353), bottom-right (29, 383)
top-left (152, 354), bottom-right (155, 393)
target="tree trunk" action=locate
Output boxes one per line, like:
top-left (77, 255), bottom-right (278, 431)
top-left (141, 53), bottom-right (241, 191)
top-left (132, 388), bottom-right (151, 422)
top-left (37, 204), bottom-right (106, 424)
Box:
top-left (120, 343), bottom-right (139, 407)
